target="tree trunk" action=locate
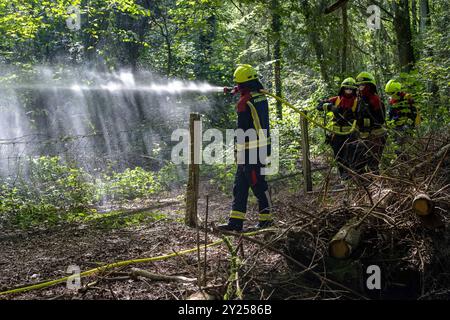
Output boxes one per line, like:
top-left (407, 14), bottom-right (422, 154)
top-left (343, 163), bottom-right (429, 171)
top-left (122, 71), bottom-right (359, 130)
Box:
top-left (159, 16), bottom-right (173, 76)
top-left (324, 0), bottom-right (349, 14)
top-left (266, 34), bottom-right (273, 92)
top-left (271, 0), bottom-right (283, 119)
top-left (116, 0), bottom-right (151, 71)
top-left (301, 1), bottom-right (330, 85)
top-left (419, 0), bottom-right (431, 33)
top-left (194, 15), bottom-right (216, 80)
top-left (418, 0), bottom-right (440, 116)
top-left (393, 0), bottom-right (415, 72)
top-left (411, 0), bottom-right (418, 35)
top-left (341, 3), bottom-right (349, 75)
top-left (166, 36), bottom-right (172, 76)
top-left (300, 113), bottom-right (312, 192)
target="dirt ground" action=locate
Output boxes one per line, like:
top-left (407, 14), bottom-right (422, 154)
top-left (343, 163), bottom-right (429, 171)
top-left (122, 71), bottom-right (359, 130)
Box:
top-left (3, 168), bottom-right (447, 300)
top-left (0, 182), bottom-right (299, 300)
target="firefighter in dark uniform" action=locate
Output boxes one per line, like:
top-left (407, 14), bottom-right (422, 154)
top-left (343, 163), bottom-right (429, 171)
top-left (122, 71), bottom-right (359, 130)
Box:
top-left (353, 71), bottom-right (387, 175)
top-left (317, 77), bottom-right (358, 181)
top-left (218, 64), bottom-right (272, 232)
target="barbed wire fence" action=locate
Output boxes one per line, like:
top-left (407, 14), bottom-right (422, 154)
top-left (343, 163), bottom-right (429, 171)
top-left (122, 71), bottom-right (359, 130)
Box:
top-left (0, 117), bottom-right (190, 181)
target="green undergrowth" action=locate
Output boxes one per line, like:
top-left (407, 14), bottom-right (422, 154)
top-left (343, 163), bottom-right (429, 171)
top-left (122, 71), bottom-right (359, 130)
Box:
top-left (0, 156), bottom-right (182, 229)
top-left (67, 209), bottom-right (169, 230)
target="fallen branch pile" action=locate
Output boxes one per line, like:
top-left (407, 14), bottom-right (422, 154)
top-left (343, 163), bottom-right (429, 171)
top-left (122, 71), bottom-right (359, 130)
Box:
top-left (281, 131), bottom-right (450, 299)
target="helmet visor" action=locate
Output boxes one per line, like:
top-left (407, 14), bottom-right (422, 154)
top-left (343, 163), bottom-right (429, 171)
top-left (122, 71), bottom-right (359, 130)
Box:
top-left (357, 77), bottom-right (374, 84)
top-left (344, 89), bottom-right (354, 94)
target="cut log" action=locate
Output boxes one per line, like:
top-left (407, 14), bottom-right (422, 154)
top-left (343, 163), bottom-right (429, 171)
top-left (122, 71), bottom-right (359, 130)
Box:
top-left (330, 191), bottom-right (390, 259)
top-left (412, 193), bottom-right (434, 216)
top-left (329, 217), bottom-right (362, 259)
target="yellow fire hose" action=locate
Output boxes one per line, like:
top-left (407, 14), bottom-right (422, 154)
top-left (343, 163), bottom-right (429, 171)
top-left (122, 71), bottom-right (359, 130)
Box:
top-left (0, 229), bottom-right (272, 296)
top-left (260, 90), bottom-right (358, 136)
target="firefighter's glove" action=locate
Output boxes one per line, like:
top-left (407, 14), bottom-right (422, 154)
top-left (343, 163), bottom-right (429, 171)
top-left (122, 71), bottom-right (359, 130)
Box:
top-left (223, 86), bottom-right (238, 95)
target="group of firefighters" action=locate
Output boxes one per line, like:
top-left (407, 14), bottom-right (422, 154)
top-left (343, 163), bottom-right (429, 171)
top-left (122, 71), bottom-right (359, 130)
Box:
top-left (218, 64), bottom-right (418, 232)
top-left (317, 73), bottom-right (418, 183)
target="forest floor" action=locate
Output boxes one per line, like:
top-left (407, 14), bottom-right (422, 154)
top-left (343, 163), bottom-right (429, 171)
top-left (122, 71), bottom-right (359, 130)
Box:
top-left (1, 137), bottom-right (449, 300)
top-left (0, 178), bottom-right (316, 300)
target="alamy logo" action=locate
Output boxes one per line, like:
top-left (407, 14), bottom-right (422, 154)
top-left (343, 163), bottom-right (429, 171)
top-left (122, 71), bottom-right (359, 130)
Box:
top-left (170, 121), bottom-right (279, 175)
top-left (66, 5), bottom-right (81, 31)
top-left (366, 265), bottom-right (381, 290)
top-left (367, 5), bottom-right (381, 30)
top-left (66, 265), bottom-right (81, 290)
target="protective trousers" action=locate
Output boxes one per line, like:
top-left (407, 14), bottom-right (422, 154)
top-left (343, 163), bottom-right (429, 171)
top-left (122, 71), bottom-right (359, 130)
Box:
top-left (230, 163), bottom-right (272, 222)
top-left (330, 134), bottom-right (354, 179)
top-left (352, 134), bottom-right (387, 175)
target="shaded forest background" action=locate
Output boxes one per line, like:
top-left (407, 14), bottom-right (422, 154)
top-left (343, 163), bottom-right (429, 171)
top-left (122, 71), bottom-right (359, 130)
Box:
top-left (2, 0), bottom-right (448, 111)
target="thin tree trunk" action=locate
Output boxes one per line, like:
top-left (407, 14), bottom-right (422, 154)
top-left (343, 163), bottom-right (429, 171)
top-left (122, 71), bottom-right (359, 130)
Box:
top-left (393, 0), bottom-right (415, 72)
top-left (411, 0), bottom-right (418, 35)
top-left (271, 0), bottom-right (283, 119)
top-left (161, 17), bottom-right (173, 76)
top-left (419, 0), bottom-right (431, 33)
top-left (418, 0), bottom-right (439, 116)
top-left (194, 15), bottom-right (216, 80)
top-left (301, 0), bottom-right (330, 86)
top-left (341, 3), bottom-right (349, 75)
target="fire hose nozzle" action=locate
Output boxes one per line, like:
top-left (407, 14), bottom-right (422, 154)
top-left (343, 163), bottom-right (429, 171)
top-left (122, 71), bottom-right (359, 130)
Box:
top-left (223, 86), bottom-right (237, 95)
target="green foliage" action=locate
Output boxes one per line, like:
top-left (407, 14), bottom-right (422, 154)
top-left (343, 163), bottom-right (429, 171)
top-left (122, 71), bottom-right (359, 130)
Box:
top-left (0, 0), bottom-right (449, 231)
top-left (0, 157), bottom-right (179, 228)
top-left (28, 156), bottom-right (95, 208)
top-left (67, 209), bottom-right (167, 230)
top-left (204, 162), bottom-right (236, 194)
top-left (0, 156), bottom-right (94, 227)
top-left (157, 162), bottom-right (186, 189)
top-left (100, 167), bottom-right (161, 201)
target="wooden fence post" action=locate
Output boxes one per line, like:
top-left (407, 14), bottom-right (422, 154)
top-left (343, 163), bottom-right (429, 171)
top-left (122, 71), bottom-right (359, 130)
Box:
top-left (300, 113), bottom-right (312, 192)
top-left (185, 113), bottom-right (201, 227)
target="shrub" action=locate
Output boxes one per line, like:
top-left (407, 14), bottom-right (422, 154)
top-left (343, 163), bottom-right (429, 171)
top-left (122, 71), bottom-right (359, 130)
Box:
top-left (102, 167), bottom-right (161, 201)
top-left (0, 156), bottom-right (95, 227)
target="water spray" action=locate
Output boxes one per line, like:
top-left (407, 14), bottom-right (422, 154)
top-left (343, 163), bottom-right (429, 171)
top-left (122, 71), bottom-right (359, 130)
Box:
top-left (1, 81), bottom-right (224, 95)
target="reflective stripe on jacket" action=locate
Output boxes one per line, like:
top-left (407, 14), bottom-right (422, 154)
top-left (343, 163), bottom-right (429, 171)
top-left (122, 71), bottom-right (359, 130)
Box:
top-left (235, 92), bottom-right (271, 151)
